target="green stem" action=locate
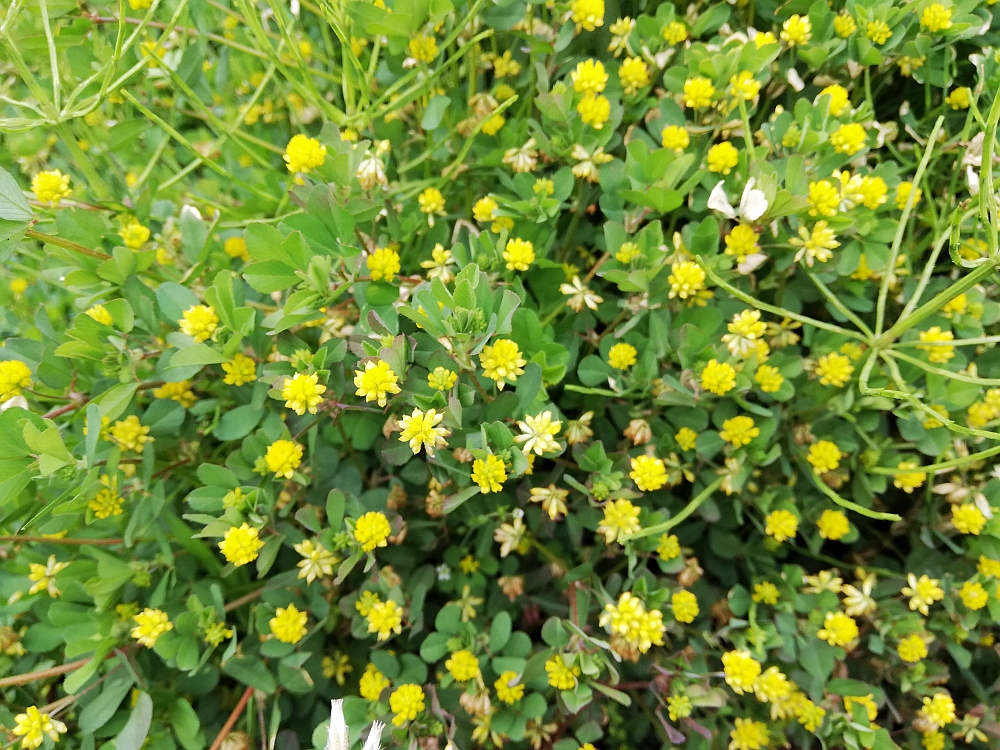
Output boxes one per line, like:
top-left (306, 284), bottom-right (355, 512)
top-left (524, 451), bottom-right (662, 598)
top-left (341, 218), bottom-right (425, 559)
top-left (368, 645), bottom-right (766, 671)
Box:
top-left (623, 478), bottom-right (724, 540)
top-left (25, 229), bottom-right (110, 260)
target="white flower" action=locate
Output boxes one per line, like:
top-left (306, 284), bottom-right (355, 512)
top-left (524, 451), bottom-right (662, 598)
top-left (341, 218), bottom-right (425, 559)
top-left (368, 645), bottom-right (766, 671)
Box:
top-left (502, 138), bottom-right (538, 173)
top-left (707, 178), bottom-right (768, 222)
top-left (559, 276), bottom-right (603, 312)
top-left (356, 153), bottom-right (387, 190)
top-left (326, 701), bottom-right (349, 750)
top-left (514, 411), bottom-right (562, 455)
top-left (363, 722), bottom-right (384, 750)
top-left (436, 564), bottom-right (451, 581)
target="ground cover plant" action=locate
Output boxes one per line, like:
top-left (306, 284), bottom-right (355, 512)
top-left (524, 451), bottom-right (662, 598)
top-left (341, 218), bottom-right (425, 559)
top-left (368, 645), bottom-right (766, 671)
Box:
top-left (2, 0), bottom-right (1000, 748)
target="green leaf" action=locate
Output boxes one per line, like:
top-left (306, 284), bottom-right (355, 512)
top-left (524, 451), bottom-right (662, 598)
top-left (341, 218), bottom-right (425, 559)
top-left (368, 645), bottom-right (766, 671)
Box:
top-left (421, 95), bottom-right (451, 130)
top-left (489, 611), bottom-right (512, 652)
top-left (169, 344), bottom-right (228, 367)
top-left (78, 673), bottom-right (135, 733)
top-left (223, 657), bottom-right (277, 693)
top-left (212, 405), bottom-right (264, 441)
top-left (96, 383), bottom-right (138, 421)
top-left (0, 166), bottom-right (33, 221)
top-left (116, 692), bottom-right (153, 750)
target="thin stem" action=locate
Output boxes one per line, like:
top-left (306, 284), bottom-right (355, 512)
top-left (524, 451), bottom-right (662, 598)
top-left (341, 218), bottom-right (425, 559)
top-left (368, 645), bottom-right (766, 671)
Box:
top-left (25, 229), bottom-right (110, 260)
top-left (624, 478), bottom-right (724, 540)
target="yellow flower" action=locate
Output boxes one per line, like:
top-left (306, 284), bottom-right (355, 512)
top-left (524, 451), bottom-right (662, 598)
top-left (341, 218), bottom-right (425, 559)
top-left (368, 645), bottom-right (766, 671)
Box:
top-left (945, 87), bottom-right (971, 110)
top-left (629, 455), bottom-right (667, 491)
top-left (153, 381), bottom-right (196, 408)
top-left (428, 366), bottom-right (458, 391)
top-left (389, 684), bottom-right (425, 726)
top-left (27, 555), bottom-right (70, 597)
top-left (418, 187), bottom-right (446, 218)
top-left (807, 440), bottom-right (841, 474)
top-left (829, 123), bottom-right (867, 155)
top-left (219, 523), bottom-right (264, 567)
top-left (817, 611), bottom-right (858, 647)
top-left (958, 580), bottom-right (988, 610)
top-left (360, 663), bottom-right (390, 700)
top-left (570, 59), bottom-right (607, 94)
top-left (700, 359), bottom-right (736, 396)
top-left (667, 695), bottom-right (692, 722)
top-left (753, 666), bottom-right (791, 703)
top-left (780, 14), bottom-right (811, 46)
top-left (834, 12), bottom-right (857, 36)
top-left (13, 707), bottom-right (67, 750)
top-left (722, 650), bottom-right (761, 694)
top-left (668, 260), bottom-right (706, 299)
top-left (671, 590), bottom-right (699, 623)
top-left (818, 84), bottom-right (850, 116)
top-left (729, 71), bottom-right (760, 100)
top-left (754, 365), bottom-right (784, 393)
top-left (131, 608), bottom-right (173, 647)
top-left (367, 247), bottom-right (401, 281)
top-left (494, 671), bottom-right (525, 704)
top-left (9, 277), bottom-right (28, 297)
top-left (662, 20), bottom-right (687, 44)
top-left (598, 498), bottom-right (641, 542)
top-left (354, 511), bottom-right (391, 551)
top-left (920, 3), bottom-right (952, 33)
top-left (493, 51), bottom-right (520, 78)
top-left (923, 732), bottom-right (945, 750)
top-left (844, 694), bottom-right (878, 722)
top-left (293, 539), bottom-right (337, 583)
top-left (283, 134), bottom-right (326, 174)
top-left (503, 238), bottom-right (535, 271)
top-left (179, 304), bottom-right (219, 343)
top-left (473, 195), bottom-right (499, 223)
top-left (657, 533), bottom-right (681, 559)
top-left (89, 476), bottom-right (123, 519)
top-left (675, 427), bottom-right (697, 451)
top-left (952, 504), bottom-right (986, 534)
top-left (270, 604), bottom-right (307, 643)
top-left (110, 415), bottom-right (152, 453)
top-left (942, 293), bottom-right (967, 317)
top-left (480, 339), bottom-right (526, 389)
top-left (919, 693), bottom-right (956, 730)
top-left (859, 176), bottom-right (888, 208)
top-left (608, 342), bottom-right (637, 370)
top-left (224, 236), bottom-right (249, 261)
top-left (31, 170), bottom-right (73, 206)
top-left (765, 509), bottom-right (798, 543)
top-left (399, 408), bottom-right (449, 456)
top-left (86, 304), bottom-right (114, 326)
top-left (892, 461), bottom-right (926, 493)
top-left (683, 77), bottom-right (716, 108)
top-left (0, 360), bottom-right (32, 402)
top-left (577, 93), bottom-right (611, 129)
top-left (895, 181), bottom-right (922, 210)
top-left (571, 0), bottom-right (604, 31)
top-left (356, 591), bottom-right (381, 616)
top-left (817, 509), bottom-right (850, 540)
top-left (445, 650), bottom-right (480, 681)
top-left (917, 327), bottom-right (955, 363)
top-left (978, 555), bottom-right (1000, 577)
top-left (515, 411), bottom-right (562, 455)
top-left (118, 218), bottom-right (151, 249)
top-left (618, 57), bottom-right (650, 94)
top-left (752, 582), bottom-right (779, 604)
top-left (408, 34), bottom-right (438, 62)
top-left (544, 656), bottom-right (580, 689)
top-left (264, 439), bottom-right (304, 478)
top-left (472, 455), bottom-right (507, 492)
top-left (898, 633), bottom-right (928, 663)
top-left (708, 142), bottom-right (739, 174)
top-left (753, 31), bottom-right (777, 48)
top-left (282, 372), bottom-right (327, 416)
top-left (481, 113), bottom-right (505, 135)
top-left (865, 20), bottom-right (893, 45)
top-left (791, 221), bottom-right (840, 266)
top-left (808, 180), bottom-right (839, 217)
top-left (815, 352), bottom-right (853, 387)
top-left (720, 415), bottom-right (758, 447)
top-left (902, 573), bottom-right (944, 615)
top-left (222, 353), bottom-right (257, 385)
top-left (661, 124), bottom-right (690, 153)
top-left (354, 359), bottom-right (402, 406)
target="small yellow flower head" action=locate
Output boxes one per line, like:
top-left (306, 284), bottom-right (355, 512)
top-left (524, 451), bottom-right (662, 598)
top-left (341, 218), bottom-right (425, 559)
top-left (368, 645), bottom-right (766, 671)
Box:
top-left (893, 461), bottom-right (927, 493)
top-left (282, 372), bottom-right (327, 416)
top-left (118, 218), bottom-right (151, 250)
top-left (270, 604), bottom-right (307, 643)
top-left (179, 304), bottom-right (219, 343)
top-left (817, 611), bottom-right (858, 647)
top-left (570, 59), bottom-right (608, 94)
top-left (815, 352), bottom-right (854, 387)
top-left (722, 649), bottom-right (761, 694)
top-left (817, 509), bottom-right (850, 540)
top-left (707, 142), bottom-right (739, 174)
top-left (264, 439), bottom-right (304, 478)
top-left (494, 671), bottom-right (525, 704)
top-left (283, 134), bottom-right (326, 174)
top-left (720, 415), bottom-right (759, 447)
top-left (428, 366), bottom-right (458, 391)
top-left (754, 365), bottom-right (784, 393)
top-left (13, 707), bottom-right (67, 750)
top-left (959, 580), bottom-right (988, 610)
top-left (608, 342), bottom-right (637, 370)
top-left (898, 633), bottom-right (929, 663)
top-left (700, 359), bottom-right (736, 396)
top-left (31, 170), bottom-right (73, 206)
top-left (902, 573), bottom-right (944, 615)
top-left (86, 304), bottom-right (114, 326)
top-left (418, 187), bottom-right (446, 216)
top-left (919, 692), bottom-right (956, 730)
top-left (808, 180), bottom-right (839, 217)
top-left (671, 590), bottom-right (699, 623)
top-left (668, 260), bottom-right (706, 299)
top-left (818, 84), bottom-right (850, 116)
top-left (660, 124), bottom-right (690, 153)
top-left (294, 539), bottom-right (337, 583)
top-left (753, 665), bottom-right (791, 703)
top-left (951, 503), bottom-right (986, 534)
top-left (204, 621), bottom-right (234, 647)
top-left (859, 176), bottom-right (888, 209)
top-left (753, 30), bottom-right (777, 48)
top-left (493, 51), bottom-right (521, 78)
top-left (978, 555), bottom-right (1000, 577)
top-left (354, 359), bottom-right (402, 406)
top-left (356, 591), bottom-right (381, 617)
top-left (618, 57), bottom-right (650, 95)
top-left (598, 498), bottom-right (641, 542)
top-left (923, 732), bottom-right (945, 750)
top-left (389, 684), bottom-right (425, 726)
top-left (131, 607), bottom-right (173, 647)
top-left (683, 76), bottom-right (715, 108)
top-left (110, 415), bottom-right (152, 453)
top-left (752, 581), bottom-right (779, 604)
top-left (780, 14), bottom-right (812, 46)
top-left (481, 113), bottom-right (505, 135)
top-left (445, 650), bottom-right (480, 681)
top-left (916, 327), bottom-right (955, 364)
top-left (630, 455), bottom-right (667, 491)
top-left (224, 236), bottom-right (249, 260)
top-left (360, 663), bottom-right (391, 700)
top-left (354, 511), bottom-right (391, 552)
top-left (834, 12), bottom-right (857, 36)
top-left (807, 440), bottom-right (842, 474)
top-left (667, 695), bottom-right (692, 721)
top-left (544, 656), bottom-right (580, 689)
top-left (222, 353), bottom-right (257, 385)
top-left (830, 123), bottom-right (868, 155)
top-left (472, 454), bottom-right (507, 493)
top-left (577, 93), bottom-right (611, 129)
top-left (473, 196), bottom-right (499, 223)
top-left (675, 427), bottom-right (697, 452)
top-left (657, 533), bottom-right (681, 559)
top-left (27, 555), bottom-right (70, 597)
top-left (480, 339), bottom-right (526, 389)
top-left (367, 247), bottom-right (401, 282)
top-left (408, 34), bottom-right (438, 62)
top-left (662, 20), bottom-right (687, 44)
top-left (399, 408), bottom-right (449, 456)
top-left (89, 476), bottom-right (123, 519)
top-left (152, 381), bottom-right (196, 408)
top-left (895, 181), bottom-right (923, 210)
top-left (765, 509), bottom-right (798, 543)
top-left (0, 360), bottom-right (32, 402)
top-left (219, 523), bottom-right (264, 567)
top-left (503, 238), bottom-right (535, 271)
top-left (920, 3), bottom-right (953, 33)
top-left (729, 71), bottom-right (760, 100)
top-left (571, 0), bottom-right (604, 31)
top-left (945, 87), bottom-right (971, 110)
top-left (9, 277), bottom-right (28, 297)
